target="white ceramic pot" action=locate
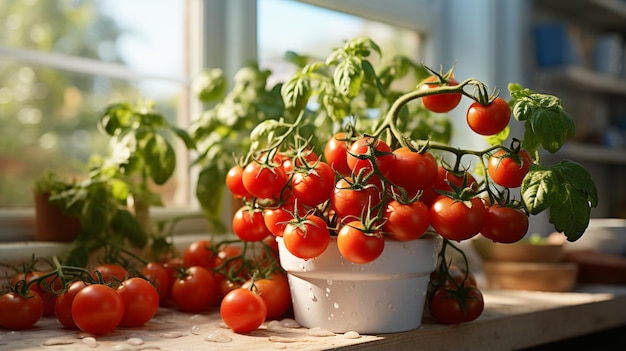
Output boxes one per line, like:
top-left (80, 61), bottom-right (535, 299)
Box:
top-left (277, 232), bottom-right (442, 334)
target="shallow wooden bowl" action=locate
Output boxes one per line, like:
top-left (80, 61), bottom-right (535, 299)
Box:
top-left (482, 261), bottom-right (578, 292)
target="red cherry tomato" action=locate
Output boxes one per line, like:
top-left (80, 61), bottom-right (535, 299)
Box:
top-left (226, 165), bottom-right (252, 198)
top-left (466, 97), bottom-right (511, 136)
top-left (419, 75), bottom-right (462, 113)
top-left (487, 149), bottom-right (533, 188)
top-left (337, 221), bottom-right (385, 264)
top-left (0, 291), bottom-right (44, 330)
top-left (241, 272), bottom-right (292, 320)
top-left (220, 288), bottom-right (267, 333)
top-left (282, 214), bottom-right (330, 260)
top-left (117, 277), bottom-right (160, 327)
top-left (430, 195), bottom-right (485, 241)
top-left (324, 132), bottom-right (352, 177)
top-left (71, 284), bottom-right (124, 335)
top-left (54, 280), bottom-right (87, 329)
top-left (171, 266), bottom-right (218, 313)
top-left (385, 148), bottom-right (438, 199)
top-left (232, 206), bottom-right (272, 242)
top-left (383, 200), bottom-right (431, 241)
top-left (429, 285), bottom-right (484, 324)
top-left (481, 205), bottom-right (529, 243)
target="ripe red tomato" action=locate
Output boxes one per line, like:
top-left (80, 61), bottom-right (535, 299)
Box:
top-left (117, 277), bottom-right (160, 327)
top-left (337, 221), bottom-right (385, 264)
top-left (91, 263), bottom-right (128, 283)
top-left (421, 166), bottom-right (478, 207)
top-left (346, 136), bottom-right (394, 180)
top-left (220, 288), bottom-right (267, 333)
top-left (385, 148), bottom-right (437, 199)
top-left (281, 149), bottom-right (318, 174)
top-left (183, 239), bottom-right (216, 269)
top-left (466, 97), bottom-right (511, 136)
top-left (142, 261), bottom-right (172, 302)
top-left (20, 270), bottom-right (60, 316)
top-left (430, 195), bottom-right (485, 241)
top-left (331, 177), bottom-right (383, 223)
top-left (226, 165), bottom-right (252, 199)
top-left (171, 266), bottom-right (218, 313)
top-left (429, 286), bottom-right (484, 324)
top-left (292, 161), bottom-right (335, 207)
top-left (0, 291), bottom-right (44, 330)
top-left (481, 205), bottom-right (529, 243)
top-left (383, 200), bottom-right (430, 241)
top-left (242, 272), bottom-right (292, 320)
top-left (242, 161), bottom-right (288, 200)
top-left (282, 214), bottom-right (330, 259)
top-left (487, 149), bottom-right (533, 188)
top-left (419, 75), bottom-right (462, 113)
top-left (430, 265), bottom-right (478, 290)
top-left (54, 280), bottom-right (87, 329)
top-left (213, 245), bottom-right (246, 279)
top-left (72, 284), bottom-right (124, 335)
top-left (232, 206), bottom-right (272, 242)
top-left (324, 132), bottom-right (352, 177)
top-left (263, 200), bottom-right (307, 237)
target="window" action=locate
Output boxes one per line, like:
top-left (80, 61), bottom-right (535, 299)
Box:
top-left (1, 0), bottom-right (441, 241)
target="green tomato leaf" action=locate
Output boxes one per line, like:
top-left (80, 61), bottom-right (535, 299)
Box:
top-left (485, 125), bottom-right (510, 146)
top-left (193, 68), bottom-right (227, 103)
top-left (521, 165), bottom-right (556, 215)
top-left (111, 209), bottom-right (148, 248)
top-left (334, 56), bottom-right (363, 98)
top-left (196, 164), bottom-right (227, 232)
top-left (145, 133), bottom-right (176, 185)
top-left (281, 73), bottom-right (311, 116)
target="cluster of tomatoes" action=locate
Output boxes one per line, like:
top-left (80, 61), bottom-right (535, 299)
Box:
top-left (0, 238), bottom-right (291, 334)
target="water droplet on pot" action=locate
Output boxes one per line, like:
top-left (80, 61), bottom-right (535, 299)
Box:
top-left (333, 302), bottom-right (340, 309)
top-left (308, 291), bottom-right (317, 301)
top-left (351, 312), bottom-right (358, 319)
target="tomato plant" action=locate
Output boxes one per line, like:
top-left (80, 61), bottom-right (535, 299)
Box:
top-left (282, 214), bottom-right (330, 260)
top-left (0, 290), bottom-right (44, 330)
top-left (419, 75), bottom-right (462, 113)
top-left (488, 148), bottom-right (533, 188)
top-left (481, 205), bottom-right (529, 243)
top-left (466, 97), bottom-right (511, 135)
top-left (337, 221), bottom-right (385, 264)
top-left (117, 277), bottom-right (160, 327)
top-left (220, 287), bottom-right (267, 333)
top-left (430, 195), bottom-right (485, 241)
top-left (171, 266), bottom-right (218, 312)
top-left (383, 200), bottom-right (430, 241)
top-left (72, 284), bottom-right (125, 335)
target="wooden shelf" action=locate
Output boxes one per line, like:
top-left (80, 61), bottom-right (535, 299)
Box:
top-left (534, 0), bottom-right (626, 32)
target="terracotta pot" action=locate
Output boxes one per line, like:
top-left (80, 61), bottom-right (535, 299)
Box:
top-left (277, 232), bottom-right (442, 334)
top-left (33, 191), bottom-right (81, 242)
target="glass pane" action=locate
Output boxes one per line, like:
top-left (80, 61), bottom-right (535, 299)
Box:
top-left (0, 60), bottom-right (184, 208)
top-left (0, 0), bottom-right (185, 79)
top-left (258, 0), bottom-right (422, 85)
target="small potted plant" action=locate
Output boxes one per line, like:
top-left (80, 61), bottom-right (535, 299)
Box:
top-left (220, 37), bottom-right (598, 333)
top-left (32, 171), bottom-right (82, 242)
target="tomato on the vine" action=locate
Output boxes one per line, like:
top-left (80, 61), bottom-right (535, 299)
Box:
top-left (430, 195), bottom-right (485, 241)
top-left (242, 161), bottom-right (288, 200)
top-left (182, 239), bottom-right (216, 269)
top-left (226, 165), bottom-right (252, 199)
top-left (171, 266), bottom-right (218, 312)
top-left (331, 177), bottom-right (383, 223)
top-left (264, 200), bottom-right (306, 237)
top-left (323, 132), bottom-right (351, 177)
top-left (346, 136), bottom-right (393, 180)
top-left (421, 166), bottom-right (477, 207)
top-left (419, 75), bottom-right (462, 113)
top-left (337, 221), bottom-right (385, 264)
top-left (383, 200), bottom-right (430, 241)
top-left (0, 290), bottom-right (44, 330)
top-left (91, 263), bottom-right (128, 284)
top-left (466, 97), bottom-right (511, 136)
top-left (242, 272), bottom-right (292, 320)
top-left (71, 284), bottom-right (124, 335)
top-left (142, 261), bottom-right (172, 302)
top-left (481, 205), bottom-right (529, 243)
top-left (232, 206), bottom-right (272, 242)
top-left (385, 148), bottom-right (437, 199)
top-left (282, 214), bottom-right (330, 259)
top-left (429, 285), bottom-right (484, 324)
top-left (292, 161), bottom-right (335, 207)
top-left (220, 287), bottom-right (267, 333)
top-left (54, 280), bottom-right (87, 329)
top-left (116, 277), bottom-right (160, 327)
top-left (487, 148), bottom-right (533, 188)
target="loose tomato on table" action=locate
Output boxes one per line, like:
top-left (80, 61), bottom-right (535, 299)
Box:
top-left (91, 263), bottom-right (128, 283)
top-left (0, 290), bottom-right (44, 330)
top-left (430, 195), bottom-right (486, 241)
top-left (337, 221), bottom-right (385, 264)
top-left (466, 97), bottom-right (511, 136)
top-left (171, 265), bottom-right (218, 313)
top-left (419, 75), bottom-right (462, 113)
top-left (242, 272), bottom-right (292, 320)
top-left (481, 204), bottom-right (529, 243)
top-left (487, 148), bottom-right (533, 188)
top-left (117, 277), bottom-right (160, 327)
top-left (71, 284), bottom-right (125, 335)
top-left (220, 287), bottom-right (267, 333)
top-left (383, 200), bottom-right (431, 241)
top-left (54, 280), bottom-right (87, 329)
top-left (142, 261), bottom-right (172, 302)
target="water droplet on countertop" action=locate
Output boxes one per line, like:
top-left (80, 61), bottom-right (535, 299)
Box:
top-left (126, 337), bottom-right (144, 345)
top-left (279, 318), bottom-right (301, 328)
top-left (204, 331), bottom-right (232, 343)
top-left (306, 327), bottom-right (336, 337)
top-left (344, 331), bottom-right (361, 339)
top-left (81, 337), bottom-right (97, 348)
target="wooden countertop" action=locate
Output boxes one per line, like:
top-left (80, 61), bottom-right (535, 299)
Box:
top-left (2, 285), bottom-right (625, 351)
